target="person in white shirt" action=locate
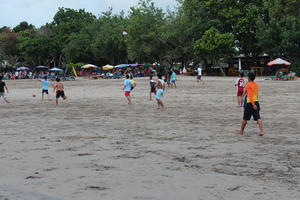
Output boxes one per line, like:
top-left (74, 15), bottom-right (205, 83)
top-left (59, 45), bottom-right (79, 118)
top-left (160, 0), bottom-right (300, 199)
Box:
top-left (197, 66), bottom-right (204, 84)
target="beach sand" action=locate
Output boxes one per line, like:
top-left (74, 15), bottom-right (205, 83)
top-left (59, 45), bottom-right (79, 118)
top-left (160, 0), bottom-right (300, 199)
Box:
top-left (0, 76), bottom-right (299, 200)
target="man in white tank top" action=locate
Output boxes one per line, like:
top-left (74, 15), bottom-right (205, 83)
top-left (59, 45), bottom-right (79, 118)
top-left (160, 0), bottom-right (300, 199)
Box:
top-left (156, 74), bottom-right (166, 110)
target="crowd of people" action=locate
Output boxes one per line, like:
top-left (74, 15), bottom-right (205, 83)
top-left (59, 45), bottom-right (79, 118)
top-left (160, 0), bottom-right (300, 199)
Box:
top-left (0, 71), bottom-right (62, 80)
top-left (0, 66), bottom-right (264, 136)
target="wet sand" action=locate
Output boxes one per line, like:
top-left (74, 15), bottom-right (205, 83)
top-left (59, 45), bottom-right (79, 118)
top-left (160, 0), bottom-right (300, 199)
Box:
top-left (0, 76), bottom-right (299, 200)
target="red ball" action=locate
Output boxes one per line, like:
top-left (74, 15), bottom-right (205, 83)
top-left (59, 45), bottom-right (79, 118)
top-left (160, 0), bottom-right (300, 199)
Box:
top-left (32, 94), bottom-right (36, 97)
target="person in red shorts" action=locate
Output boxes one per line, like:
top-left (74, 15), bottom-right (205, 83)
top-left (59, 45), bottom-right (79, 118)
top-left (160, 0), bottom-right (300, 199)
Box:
top-left (235, 72), bottom-right (246, 107)
top-left (123, 74), bottom-right (132, 104)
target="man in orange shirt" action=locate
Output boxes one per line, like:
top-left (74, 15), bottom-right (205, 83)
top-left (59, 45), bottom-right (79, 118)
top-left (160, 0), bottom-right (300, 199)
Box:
top-left (237, 72), bottom-right (264, 136)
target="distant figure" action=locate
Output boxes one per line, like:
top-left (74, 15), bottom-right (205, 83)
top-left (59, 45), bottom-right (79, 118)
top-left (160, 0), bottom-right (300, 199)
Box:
top-left (130, 74), bottom-right (136, 91)
top-left (235, 72), bottom-right (246, 107)
top-left (156, 74), bottom-right (166, 110)
top-left (170, 70), bottom-right (177, 88)
top-left (37, 76), bottom-right (52, 100)
top-left (149, 75), bottom-right (156, 101)
top-left (236, 72), bottom-right (264, 136)
top-left (0, 76), bottom-right (9, 103)
top-left (123, 74), bottom-right (132, 104)
top-left (53, 78), bottom-right (67, 106)
top-left (197, 66), bottom-right (204, 84)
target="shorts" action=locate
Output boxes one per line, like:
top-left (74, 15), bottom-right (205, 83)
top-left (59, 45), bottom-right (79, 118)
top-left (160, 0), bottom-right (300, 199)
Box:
top-left (0, 92), bottom-right (5, 98)
top-left (156, 89), bottom-right (164, 100)
top-left (237, 88), bottom-right (244, 96)
top-left (42, 89), bottom-right (49, 94)
top-left (197, 75), bottom-right (202, 80)
top-left (151, 87), bottom-right (156, 93)
top-left (125, 91), bottom-right (131, 97)
top-left (171, 79), bottom-right (176, 83)
top-left (243, 102), bottom-right (261, 121)
top-left (56, 91), bottom-right (65, 99)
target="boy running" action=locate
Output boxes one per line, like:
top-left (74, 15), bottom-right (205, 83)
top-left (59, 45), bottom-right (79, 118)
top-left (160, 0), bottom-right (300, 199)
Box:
top-left (170, 70), bottom-right (177, 88)
top-left (156, 74), bottom-right (166, 110)
top-left (37, 76), bottom-right (52, 100)
top-left (53, 78), bottom-right (67, 106)
top-left (123, 74), bottom-right (132, 104)
top-left (235, 72), bottom-right (246, 107)
top-left (0, 76), bottom-right (9, 103)
top-left (237, 72), bottom-right (264, 136)
top-left (149, 75), bottom-right (156, 101)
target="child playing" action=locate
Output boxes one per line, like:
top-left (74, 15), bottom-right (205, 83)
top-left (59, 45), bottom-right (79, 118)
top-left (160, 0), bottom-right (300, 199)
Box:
top-left (123, 74), bottom-right (132, 104)
top-left (0, 76), bottom-right (9, 103)
top-left (170, 70), bottom-right (177, 88)
top-left (37, 76), bottom-right (52, 100)
top-left (149, 75), bottom-right (156, 101)
top-left (235, 72), bottom-right (247, 107)
top-left (237, 72), bottom-right (264, 136)
top-left (53, 78), bottom-right (67, 106)
top-left (130, 75), bottom-right (136, 91)
top-left (156, 74), bottom-right (166, 110)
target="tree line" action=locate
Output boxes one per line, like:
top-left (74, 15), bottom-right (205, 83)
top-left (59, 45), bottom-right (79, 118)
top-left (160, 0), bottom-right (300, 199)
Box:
top-left (0, 0), bottom-right (299, 73)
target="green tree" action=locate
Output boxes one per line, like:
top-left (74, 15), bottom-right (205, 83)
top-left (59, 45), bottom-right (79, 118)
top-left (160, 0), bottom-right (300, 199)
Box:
top-left (127, 0), bottom-right (166, 63)
top-left (194, 27), bottom-right (234, 64)
top-left (13, 21), bottom-right (35, 32)
top-left (17, 31), bottom-right (60, 66)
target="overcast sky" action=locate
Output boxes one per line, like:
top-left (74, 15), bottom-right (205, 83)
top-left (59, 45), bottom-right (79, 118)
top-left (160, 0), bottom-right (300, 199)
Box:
top-left (1, 0), bottom-right (178, 28)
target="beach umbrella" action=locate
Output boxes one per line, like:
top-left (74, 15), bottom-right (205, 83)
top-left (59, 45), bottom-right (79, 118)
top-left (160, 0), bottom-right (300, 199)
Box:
top-left (16, 66), bottom-right (29, 71)
top-left (81, 64), bottom-right (98, 69)
top-left (127, 64), bottom-right (139, 67)
top-left (102, 64), bottom-right (114, 70)
top-left (49, 67), bottom-right (63, 72)
top-left (267, 58), bottom-right (291, 66)
top-left (115, 64), bottom-right (127, 69)
top-left (35, 65), bottom-right (49, 69)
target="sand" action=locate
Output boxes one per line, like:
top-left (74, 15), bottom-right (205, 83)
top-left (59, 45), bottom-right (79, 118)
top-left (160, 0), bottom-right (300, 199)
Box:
top-left (0, 76), bottom-right (299, 200)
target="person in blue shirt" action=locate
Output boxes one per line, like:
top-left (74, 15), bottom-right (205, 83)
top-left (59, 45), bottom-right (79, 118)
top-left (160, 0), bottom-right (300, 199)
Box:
top-left (171, 70), bottom-right (177, 88)
top-left (37, 76), bottom-right (52, 100)
top-left (123, 74), bottom-right (132, 104)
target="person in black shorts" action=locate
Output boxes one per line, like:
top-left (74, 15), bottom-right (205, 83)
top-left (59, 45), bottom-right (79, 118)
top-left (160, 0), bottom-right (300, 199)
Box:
top-left (237, 72), bottom-right (264, 136)
top-left (0, 76), bottom-right (9, 103)
top-left (149, 75), bottom-right (156, 101)
top-left (53, 78), bottom-right (66, 105)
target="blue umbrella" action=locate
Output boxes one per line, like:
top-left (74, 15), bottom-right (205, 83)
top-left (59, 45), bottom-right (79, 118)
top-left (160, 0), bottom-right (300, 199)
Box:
top-left (127, 64), bottom-right (139, 67)
top-left (16, 66), bottom-right (29, 71)
top-left (49, 67), bottom-right (63, 72)
top-left (115, 64), bottom-right (127, 69)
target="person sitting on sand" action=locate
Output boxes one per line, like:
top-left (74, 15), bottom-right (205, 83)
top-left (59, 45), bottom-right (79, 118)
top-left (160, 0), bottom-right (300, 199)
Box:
top-left (237, 72), bottom-right (264, 136)
top-left (53, 78), bottom-right (67, 106)
top-left (149, 75), bottom-right (156, 101)
top-left (156, 74), bottom-right (166, 110)
top-left (0, 76), bottom-right (9, 103)
top-left (123, 74), bottom-right (132, 104)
